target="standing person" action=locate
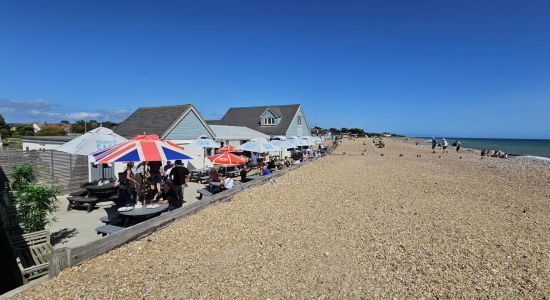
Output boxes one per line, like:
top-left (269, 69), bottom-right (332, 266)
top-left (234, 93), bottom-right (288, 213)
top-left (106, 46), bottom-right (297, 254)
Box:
top-left (148, 161), bottom-right (163, 197)
top-left (162, 161), bottom-right (173, 182)
top-left (431, 137), bottom-right (437, 153)
top-left (441, 138), bottom-right (449, 154)
top-left (169, 160), bottom-right (190, 204)
top-left (456, 141), bottom-right (462, 152)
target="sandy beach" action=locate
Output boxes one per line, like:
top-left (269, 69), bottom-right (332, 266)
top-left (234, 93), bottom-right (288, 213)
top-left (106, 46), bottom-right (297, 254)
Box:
top-left (12, 138), bottom-right (550, 299)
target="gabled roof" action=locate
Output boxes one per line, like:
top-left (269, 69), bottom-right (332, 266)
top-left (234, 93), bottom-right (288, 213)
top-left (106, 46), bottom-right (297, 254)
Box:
top-left (209, 125), bottom-right (269, 141)
top-left (114, 104), bottom-right (193, 138)
top-left (207, 104), bottom-right (301, 136)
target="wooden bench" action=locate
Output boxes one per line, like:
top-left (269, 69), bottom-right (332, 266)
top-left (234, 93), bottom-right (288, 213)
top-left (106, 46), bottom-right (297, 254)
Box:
top-left (9, 230), bottom-right (52, 283)
top-left (95, 225), bottom-right (124, 236)
top-left (99, 213), bottom-right (124, 226)
top-left (196, 188), bottom-right (214, 199)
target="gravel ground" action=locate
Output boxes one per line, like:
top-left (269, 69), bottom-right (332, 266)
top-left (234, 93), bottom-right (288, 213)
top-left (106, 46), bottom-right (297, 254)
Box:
top-left (13, 139), bottom-right (550, 299)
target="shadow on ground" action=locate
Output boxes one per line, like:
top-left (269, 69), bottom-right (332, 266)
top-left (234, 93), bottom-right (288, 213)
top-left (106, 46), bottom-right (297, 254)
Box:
top-left (51, 228), bottom-right (79, 246)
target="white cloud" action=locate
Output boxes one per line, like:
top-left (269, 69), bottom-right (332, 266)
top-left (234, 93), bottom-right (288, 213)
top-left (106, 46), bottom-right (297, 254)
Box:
top-left (0, 98), bottom-right (131, 122)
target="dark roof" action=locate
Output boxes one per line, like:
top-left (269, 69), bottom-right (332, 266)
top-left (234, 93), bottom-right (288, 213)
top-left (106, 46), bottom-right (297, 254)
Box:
top-left (206, 104), bottom-right (301, 136)
top-left (113, 105), bottom-right (192, 138)
top-left (21, 135), bottom-right (80, 143)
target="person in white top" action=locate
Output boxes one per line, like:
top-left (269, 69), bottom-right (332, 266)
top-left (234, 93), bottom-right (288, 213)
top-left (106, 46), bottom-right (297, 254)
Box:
top-left (441, 138), bottom-right (449, 154)
top-left (221, 176), bottom-right (234, 189)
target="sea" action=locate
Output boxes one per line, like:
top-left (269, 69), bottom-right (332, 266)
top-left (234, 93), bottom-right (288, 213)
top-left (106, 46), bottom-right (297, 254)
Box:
top-left (418, 138), bottom-right (550, 158)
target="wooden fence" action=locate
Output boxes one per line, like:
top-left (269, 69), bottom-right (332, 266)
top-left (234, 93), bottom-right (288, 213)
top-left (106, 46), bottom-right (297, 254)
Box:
top-left (0, 149), bottom-right (88, 194)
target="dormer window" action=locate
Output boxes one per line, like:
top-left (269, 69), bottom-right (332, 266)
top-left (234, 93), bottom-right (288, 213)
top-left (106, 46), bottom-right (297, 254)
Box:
top-left (263, 117), bottom-right (275, 125)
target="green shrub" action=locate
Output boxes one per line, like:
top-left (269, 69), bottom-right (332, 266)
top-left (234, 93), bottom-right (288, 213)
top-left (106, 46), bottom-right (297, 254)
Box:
top-left (14, 182), bottom-right (59, 232)
top-left (11, 163), bottom-right (36, 192)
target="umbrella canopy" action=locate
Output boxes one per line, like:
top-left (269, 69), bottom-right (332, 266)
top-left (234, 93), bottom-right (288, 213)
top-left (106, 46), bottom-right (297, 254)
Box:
top-left (93, 134), bottom-right (192, 163)
top-left (300, 136), bottom-right (316, 146)
top-left (217, 145), bottom-right (242, 153)
top-left (209, 152), bottom-right (247, 165)
top-left (237, 137), bottom-right (280, 153)
top-left (286, 136), bottom-right (308, 147)
top-left (56, 127), bottom-right (128, 156)
top-left (269, 139), bottom-right (296, 150)
top-left (189, 137), bottom-right (221, 149)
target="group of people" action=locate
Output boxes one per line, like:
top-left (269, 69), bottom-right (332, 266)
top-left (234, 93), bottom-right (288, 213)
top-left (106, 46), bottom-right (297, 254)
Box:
top-left (117, 159), bottom-right (191, 211)
top-left (481, 149), bottom-right (509, 159)
top-left (431, 137), bottom-right (461, 153)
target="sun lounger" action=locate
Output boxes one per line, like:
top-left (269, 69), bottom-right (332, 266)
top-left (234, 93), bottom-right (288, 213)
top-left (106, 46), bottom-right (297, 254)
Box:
top-left (9, 230), bottom-right (52, 283)
top-left (95, 225), bottom-right (124, 236)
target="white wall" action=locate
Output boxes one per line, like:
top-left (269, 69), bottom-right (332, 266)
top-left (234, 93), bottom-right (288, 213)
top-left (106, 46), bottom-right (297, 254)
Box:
top-left (22, 141), bottom-right (63, 151)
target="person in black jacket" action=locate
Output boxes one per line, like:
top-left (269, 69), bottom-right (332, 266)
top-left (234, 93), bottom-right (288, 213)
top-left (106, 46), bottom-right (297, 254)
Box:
top-left (169, 160), bottom-right (190, 204)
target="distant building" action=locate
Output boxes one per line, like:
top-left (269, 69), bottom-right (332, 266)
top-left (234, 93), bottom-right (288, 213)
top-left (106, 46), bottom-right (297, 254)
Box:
top-left (21, 135), bottom-right (81, 151)
top-left (207, 104), bottom-right (311, 137)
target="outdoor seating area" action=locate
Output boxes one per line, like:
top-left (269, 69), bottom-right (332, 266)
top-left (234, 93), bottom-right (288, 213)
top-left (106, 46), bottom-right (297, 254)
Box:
top-left (0, 122), bottom-right (331, 296)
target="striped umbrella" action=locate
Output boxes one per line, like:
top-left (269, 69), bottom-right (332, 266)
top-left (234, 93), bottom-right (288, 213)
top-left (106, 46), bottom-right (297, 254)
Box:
top-left (92, 134), bottom-right (192, 163)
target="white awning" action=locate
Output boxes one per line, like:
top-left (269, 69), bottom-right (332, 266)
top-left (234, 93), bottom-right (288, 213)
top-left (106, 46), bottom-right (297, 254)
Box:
top-left (210, 125), bottom-right (269, 141)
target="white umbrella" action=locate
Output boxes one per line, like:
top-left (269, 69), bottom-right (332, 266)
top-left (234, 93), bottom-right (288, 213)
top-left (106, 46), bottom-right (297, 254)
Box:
top-left (237, 137), bottom-right (280, 153)
top-left (269, 139), bottom-right (296, 150)
top-left (188, 136), bottom-right (221, 169)
top-left (287, 136), bottom-right (308, 147)
top-left (189, 137), bottom-right (221, 149)
top-left (56, 127), bottom-right (128, 181)
top-left (300, 136), bottom-right (315, 146)
top-left (56, 127), bottom-right (127, 155)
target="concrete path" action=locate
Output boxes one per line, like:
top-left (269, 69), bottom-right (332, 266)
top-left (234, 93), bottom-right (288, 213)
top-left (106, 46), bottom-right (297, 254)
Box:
top-left (47, 181), bottom-right (206, 249)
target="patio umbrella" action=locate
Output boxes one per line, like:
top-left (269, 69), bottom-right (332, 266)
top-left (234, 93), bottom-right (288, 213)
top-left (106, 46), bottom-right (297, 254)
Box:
top-left (269, 139), bottom-right (296, 150)
top-left (56, 127), bottom-right (128, 180)
top-left (286, 136), bottom-right (307, 147)
top-left (209, 153), bottom-right (247, 165)
top-left (189, 137), bottom-right (221, 169)
top-left (56, 127), bottom-right (128, 155)
top-left (236, 137), bottom-right (280, 153)
top-left (92, 134), bottom-right (192, 163)
top-left (216, 145), bottom-right (242, 153)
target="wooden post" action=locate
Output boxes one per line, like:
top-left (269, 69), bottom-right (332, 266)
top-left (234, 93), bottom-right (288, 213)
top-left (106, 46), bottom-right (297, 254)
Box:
top-left (50, 150), bottom-right (54, 184)
top-left (49, 247), bottom-right (70, 277)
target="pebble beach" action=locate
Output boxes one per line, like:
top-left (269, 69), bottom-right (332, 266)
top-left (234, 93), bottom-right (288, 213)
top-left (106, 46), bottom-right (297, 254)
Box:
top-left (13, 138), bottom-right (550, 299)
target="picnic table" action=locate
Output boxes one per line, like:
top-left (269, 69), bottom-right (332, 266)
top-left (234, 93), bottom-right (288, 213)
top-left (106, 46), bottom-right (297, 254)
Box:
top-left (67, 183), bottom-right (119, 213)
top-left (118, 203), bottom-right (169, 226)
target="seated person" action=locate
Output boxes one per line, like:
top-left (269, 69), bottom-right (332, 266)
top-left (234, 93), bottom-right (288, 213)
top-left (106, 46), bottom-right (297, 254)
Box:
top-left (240, 165), bottom-right (249, 182)
top-left (261, 164), bottom-right (272, 176)
top-left (209, 169), bottom-right (219, 182)
top-left (220, 176), bottom-right (234, 189)
top-left (156, 182), bottom-right (181, 211)
top-left (267, 159), bottom-right (276, 170)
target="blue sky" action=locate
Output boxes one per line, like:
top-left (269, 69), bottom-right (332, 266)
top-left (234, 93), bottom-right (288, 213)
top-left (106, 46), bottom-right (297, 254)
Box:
top-left (1, 0), bottom-right (549, 138)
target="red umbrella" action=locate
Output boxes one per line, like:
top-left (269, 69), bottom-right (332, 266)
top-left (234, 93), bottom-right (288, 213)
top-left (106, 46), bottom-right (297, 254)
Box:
top-left (216, 145), bottom-right (241, 153)
top-left (209, 153), bottom-right (247, 165)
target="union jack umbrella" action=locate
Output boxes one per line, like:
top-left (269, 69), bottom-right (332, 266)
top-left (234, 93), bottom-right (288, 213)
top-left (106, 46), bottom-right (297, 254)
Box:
top-left (92, 134), bottom-right (192, 163)
top-left (208, 153), bottom-right (247, 165)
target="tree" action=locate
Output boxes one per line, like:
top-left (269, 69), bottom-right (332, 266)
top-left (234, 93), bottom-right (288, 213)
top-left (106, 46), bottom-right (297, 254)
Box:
top-left (16, 124), bottom-right (35, 136)
top-left (71, 120), bottom-right (100, 133)
top-left (60, 120), bottom-right (70, 124)
top-left (36, 124), bottom-right (66, 136)
top-left (340, 127), bottom-right (349, 134)
top-left (329, 128), bottom-right (341, 135)
top-left (101, 121), bottom-right (118, 129)
top-left (349, 128), bottom-right (366, 137)
top-left (0, 113), bottom-right (5, 128)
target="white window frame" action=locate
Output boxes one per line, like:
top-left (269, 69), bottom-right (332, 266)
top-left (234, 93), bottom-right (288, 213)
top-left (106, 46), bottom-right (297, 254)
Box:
top-left (263, 117), bottom-right (276, 126)
top-left (297, 116), bottom-right (302, 125)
